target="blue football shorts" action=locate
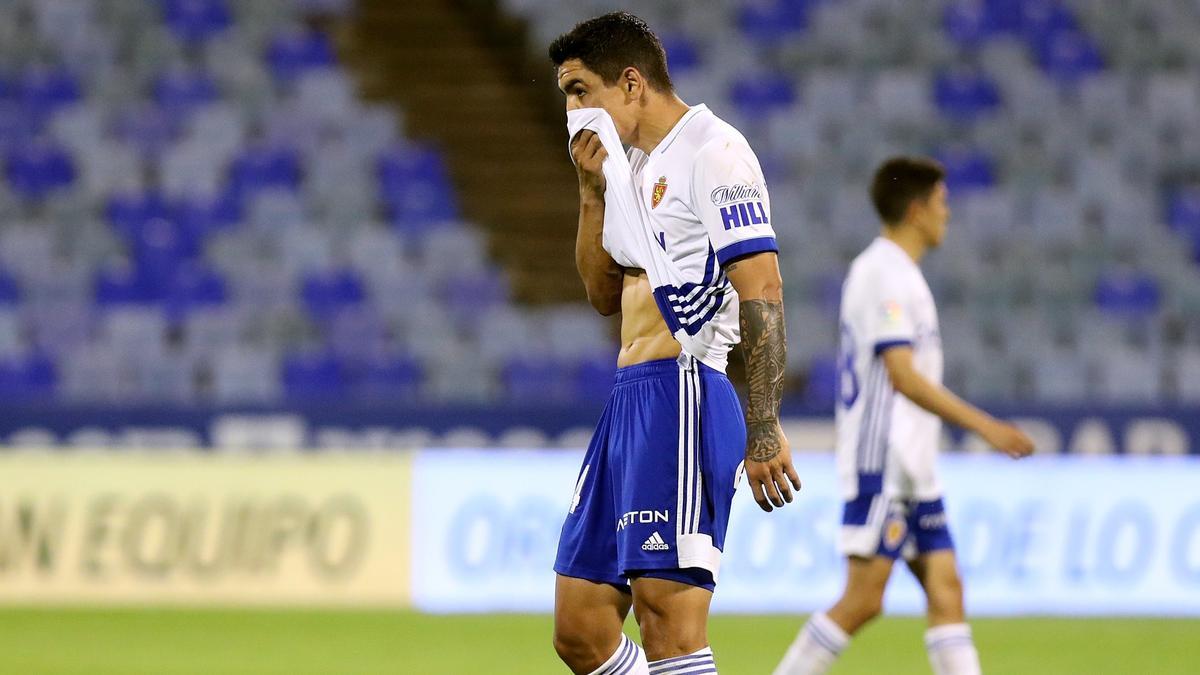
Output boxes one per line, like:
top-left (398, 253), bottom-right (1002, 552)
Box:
top-left (554, 355), bottom-right (746, 592)
top-left (841, 483), bottom-right (954, 561)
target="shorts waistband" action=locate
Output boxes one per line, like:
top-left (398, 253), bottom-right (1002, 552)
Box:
top-left (614, 357), bottom-right (725, 386)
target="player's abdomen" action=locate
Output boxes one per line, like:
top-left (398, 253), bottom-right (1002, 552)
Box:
top-left (617, 270), bottom-right (681, 368)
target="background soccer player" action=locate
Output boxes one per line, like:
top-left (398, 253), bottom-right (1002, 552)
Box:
top-left (548, 12), bottom-right (802, 675)
top-left (773, 157), bottom-right (1034, 675)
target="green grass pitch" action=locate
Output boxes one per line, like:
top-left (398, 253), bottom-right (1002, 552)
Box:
top-left (0, 609), bottom-right (1194, 674)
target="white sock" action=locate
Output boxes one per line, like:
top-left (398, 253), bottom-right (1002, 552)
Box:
top-left (648, 645), bottom-right (717, 674)
top-left (925, 623), bottom-right (981, 675)
top-left (589, 633), bottom-right (650, 675)
top-left (772, 612), bottom-right (849, 675)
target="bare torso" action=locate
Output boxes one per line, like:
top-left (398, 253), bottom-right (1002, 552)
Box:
top-left (617, 270), bottom-right (681, 368)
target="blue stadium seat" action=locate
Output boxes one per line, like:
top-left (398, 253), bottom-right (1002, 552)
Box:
top-left (0, 268), bottom-right (19, 305)
top-left (164, 262), bottom-right (227, 322)
top-left (107, 190), bottom-right (173, 240)
top-left (934, 67), bottom-right (1002, 122)
top-left (171, 190), bottom-right (241, 237)
top-left (228, 143), bottom-right (302, 199)
top-left (267, 27), bottom-right (337, 83)
top-left (737, 0), bottom-right (810, 44)
top-left (356, 355), bottom-right (423, 402)
top-left (1167, 187), bottom-right (1200, 239)
top-left (130, 216), bottom-right (202, 291)
top-left (301, 268), bottom-right (367, 321)
top-left (728, 72), bottom-right (797, 120)
top-left (1035, 29), bottom-right (1103, 85)
top-left (1016, 0), bottom-right (1078, 44)
top-left (661, 33), bottom-right (702, 74)
top-left (378, 144), bottom-right (458, 229)
top-left (935, 145), bottom-right (996, 193)
top-left (282, 350), bottom-right (347, 400)
top-left (95, 260), bottom-right (156, 305)
top-left (161, 0), bottom-right (232, 45)
top-left (1094, 268), bottom-right (1161, 317)
top-left (0, 350), bottom-right (56, 401)
top-left (17, 65), bottom-right (80, 122)
top-left (942, 1), bottom-right (1006, 47)
top-left (154, 68), bottom-right (219, 119)
top-left (5, 139), bottom-right (75, 201)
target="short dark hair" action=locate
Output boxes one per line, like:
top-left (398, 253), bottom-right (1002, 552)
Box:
top-left (549, 12), bottom-right (673, 93)
top-left (870, 156), bottom-right (946, 225)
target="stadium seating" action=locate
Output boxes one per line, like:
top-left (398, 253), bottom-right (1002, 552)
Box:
top-left (502, 0), bottom-right (1200, 406)
top-left (0, 0), bottom-right (621, 407)
top-left (0, 0), bottom-right (1198, 410)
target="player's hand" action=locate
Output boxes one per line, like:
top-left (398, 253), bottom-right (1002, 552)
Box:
top-left (744, 420), bottom-right (802, 512)
top-left (570, 130), bottom-right (607, 197)
top-left (982, 419), bottom-right (1034, 459)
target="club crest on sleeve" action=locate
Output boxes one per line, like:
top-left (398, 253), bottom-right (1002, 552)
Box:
top-left (651, 176), bottom-right (668, 209)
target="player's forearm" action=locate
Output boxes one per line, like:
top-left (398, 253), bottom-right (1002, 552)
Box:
top-left (740, 298), bottom-right (788, 461)
top-left (893, 370), bottom-right (996, 436)
top-left (574, 193), bottom-right (622, 316)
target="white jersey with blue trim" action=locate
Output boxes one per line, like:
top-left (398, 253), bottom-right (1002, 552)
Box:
top-left (835, 237), bottom-right (943, 501)
top-left (626, 104), bottom-right (778, 373)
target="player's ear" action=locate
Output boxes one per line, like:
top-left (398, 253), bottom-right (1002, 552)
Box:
top-left (621, 66), bottom-right (642, 99)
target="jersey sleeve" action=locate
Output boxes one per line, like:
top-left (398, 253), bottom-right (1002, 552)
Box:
top-left (692, 137), bottom-right (779, 267)
top-left (861, 273), bottom-right (916, 355)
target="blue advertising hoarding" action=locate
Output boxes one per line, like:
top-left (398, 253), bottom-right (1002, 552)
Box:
top-left (410, 451), bottom-right (1200, 615)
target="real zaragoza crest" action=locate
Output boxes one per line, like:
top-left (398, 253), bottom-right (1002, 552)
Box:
top-left (651, 176), bottom-right (668, 209)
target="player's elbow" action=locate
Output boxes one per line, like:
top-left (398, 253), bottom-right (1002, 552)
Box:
top-left (583, 282), bottom-right (621, 316)
top-left (734, 272), bottom-right (783, 303)
top-left (587, 293), bottom-right (620, 316)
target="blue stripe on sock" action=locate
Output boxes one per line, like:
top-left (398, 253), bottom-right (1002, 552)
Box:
top-left (600, 638), bottom-right (634, 675)
top-left (805, 623), bottom-right (843, 655)
top-left (650, 660), bottom-right (716, 675)
top-left (648, 651), bottom-right (715, 674)
top-left (927, 636), bottom-right (975, 651)
top-left (613, 639), bottom-right (639, 675)
top-left (648, 648), bottom-right (710, 662)
top-left (655, 667), bottom-right (716, 675)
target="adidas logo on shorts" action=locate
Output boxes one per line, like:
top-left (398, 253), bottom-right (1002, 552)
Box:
top-left (642, 531), bottom-right (670, 551)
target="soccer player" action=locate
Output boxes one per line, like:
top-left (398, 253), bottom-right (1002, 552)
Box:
top-left (549, 12), bottom-right (801, 675)
top-left (773, 157), bottom-right (1034, 675)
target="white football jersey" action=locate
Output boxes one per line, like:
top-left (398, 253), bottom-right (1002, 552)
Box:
top-left (626, 104), bottom-right (778, 373)
top-left (836, 237), bottom-right (944, 501)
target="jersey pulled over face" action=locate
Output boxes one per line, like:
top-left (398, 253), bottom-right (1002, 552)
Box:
top-left (836, 237), bottom-right (944, 501)
top-left (626, 104), bottom-right (778, 372)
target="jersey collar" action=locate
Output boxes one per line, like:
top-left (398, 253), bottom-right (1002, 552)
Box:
top-left (650, 104), bottom-right (709, 158)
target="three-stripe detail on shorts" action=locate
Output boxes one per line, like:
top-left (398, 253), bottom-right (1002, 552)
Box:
top-left (676, 360), bottom-right (703, 539)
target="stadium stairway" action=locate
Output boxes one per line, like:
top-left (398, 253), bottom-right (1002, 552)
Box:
top-left (335, 0), bottom-right (583, 304)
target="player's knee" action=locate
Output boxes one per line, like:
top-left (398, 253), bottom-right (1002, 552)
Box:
top-left (637, 609), bottom-right (705, 661)
top-left (855, 595), bottom-right (885, 624)
top-left (835, 591), bottom-right (884, 629)
top-left (552, 621), bottom-right (607, 671)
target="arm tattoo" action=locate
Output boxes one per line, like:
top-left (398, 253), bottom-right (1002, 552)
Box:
top-left (740, 299), bottom-right (787, 462)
